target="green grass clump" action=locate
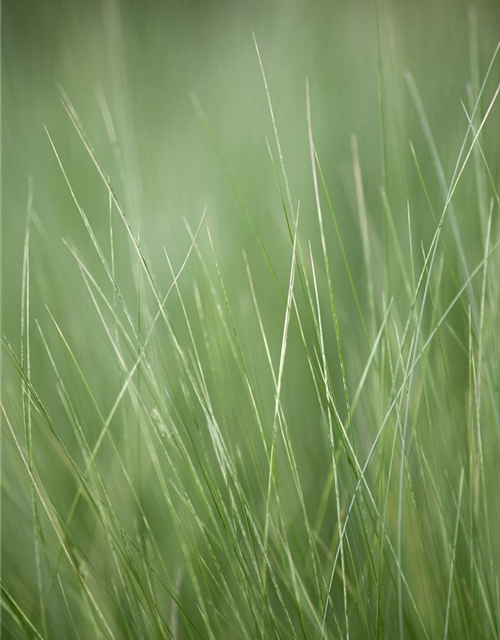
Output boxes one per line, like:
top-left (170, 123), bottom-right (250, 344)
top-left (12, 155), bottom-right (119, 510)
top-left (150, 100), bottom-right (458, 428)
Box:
top-left (2, 1), bottom-right (500, 638)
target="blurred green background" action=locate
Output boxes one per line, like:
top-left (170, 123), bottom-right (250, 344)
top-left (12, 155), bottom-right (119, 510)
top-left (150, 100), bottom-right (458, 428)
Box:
top-left (4, 0), bottom-right (500, 303)
top-left (3, 0), bottom-right (500, 638)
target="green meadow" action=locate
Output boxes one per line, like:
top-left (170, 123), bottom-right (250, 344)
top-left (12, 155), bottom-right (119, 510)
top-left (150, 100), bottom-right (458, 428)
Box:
top-left (2, 0), bottom-right (500, 637)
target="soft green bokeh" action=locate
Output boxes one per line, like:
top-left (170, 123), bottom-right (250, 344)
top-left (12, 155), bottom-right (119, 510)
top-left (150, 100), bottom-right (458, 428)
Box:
top-left (2, 1), bottom-right (500, 638)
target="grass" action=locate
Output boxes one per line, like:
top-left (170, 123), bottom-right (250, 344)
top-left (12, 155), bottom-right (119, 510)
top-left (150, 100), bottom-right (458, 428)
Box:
top-left (2, 1), bottom-right (500, 638)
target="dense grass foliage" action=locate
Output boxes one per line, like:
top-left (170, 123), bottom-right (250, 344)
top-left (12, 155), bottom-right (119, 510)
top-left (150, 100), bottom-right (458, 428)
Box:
top-left (2, 1), bottom-right (500, 638)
